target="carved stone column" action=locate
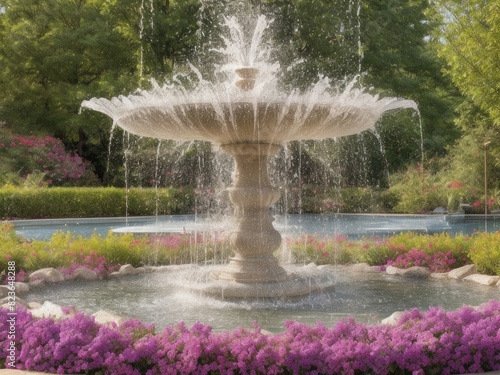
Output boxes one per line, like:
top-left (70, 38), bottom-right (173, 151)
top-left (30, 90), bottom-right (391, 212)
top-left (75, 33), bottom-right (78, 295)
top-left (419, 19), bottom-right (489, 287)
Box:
top-left (213, 143), bottom-right (289, 283)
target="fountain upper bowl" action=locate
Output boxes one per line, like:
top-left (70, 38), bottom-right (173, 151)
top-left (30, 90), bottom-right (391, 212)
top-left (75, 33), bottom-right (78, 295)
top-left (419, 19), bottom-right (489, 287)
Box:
top-left (83, 99), bottom-right (414, 146)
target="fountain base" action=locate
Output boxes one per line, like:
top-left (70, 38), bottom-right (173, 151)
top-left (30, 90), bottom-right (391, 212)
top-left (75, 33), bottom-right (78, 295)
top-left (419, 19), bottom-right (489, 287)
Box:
top-left (185, 264), bottom-right (336, 298)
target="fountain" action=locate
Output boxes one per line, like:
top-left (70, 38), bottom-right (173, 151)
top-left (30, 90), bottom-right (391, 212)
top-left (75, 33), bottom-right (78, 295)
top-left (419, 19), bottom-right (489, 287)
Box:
top-left (81, 15), bottom-right (417, 298)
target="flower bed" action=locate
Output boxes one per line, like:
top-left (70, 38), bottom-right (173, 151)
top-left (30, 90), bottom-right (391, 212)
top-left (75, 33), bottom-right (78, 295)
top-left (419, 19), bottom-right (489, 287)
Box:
top-left (1, 301), bottom-right (500, 374)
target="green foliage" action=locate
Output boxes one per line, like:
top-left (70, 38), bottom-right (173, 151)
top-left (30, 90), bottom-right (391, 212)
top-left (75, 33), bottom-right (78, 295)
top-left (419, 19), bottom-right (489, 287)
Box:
top-left (436, 0), bottom-right (500, 128)
top-left (288, 235), bottom-right (357, 265)
top-left (139, 0), bottom-right (200, 78)
top-left (0, 224), bottom-right (144, 273)
top-left (469, 232), bottom-right (500, 275)
top-left (362, 0), bottom-right (461, 157)
top-left (0, 187), bottom-right (194, 219)
top-left (383, 231), bottom-right (471, 267)
top-left (388, 164), bottom-right (448, 213)
top-left (0, 223), bottom-right (230, 275)
top-left (0, 0), bottom-right (139, 133)
top-left (288, 231), bottom-right (473, 271)
top-left (0, 129), bottom-right (100, 187)
top-left (297, 186), bottom-right (389, 214)
top-left (1, 223), bottom-right (497, 278)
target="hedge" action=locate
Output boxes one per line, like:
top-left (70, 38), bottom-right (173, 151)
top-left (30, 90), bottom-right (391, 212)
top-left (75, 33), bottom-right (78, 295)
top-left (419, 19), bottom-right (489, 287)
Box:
top-left (0, 187), bottom-right (194, 219)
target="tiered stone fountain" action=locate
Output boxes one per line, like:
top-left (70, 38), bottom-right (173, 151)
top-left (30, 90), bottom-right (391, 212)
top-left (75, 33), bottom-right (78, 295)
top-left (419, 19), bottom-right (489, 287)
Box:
top-left (82, 15), bottom-right (416, 298)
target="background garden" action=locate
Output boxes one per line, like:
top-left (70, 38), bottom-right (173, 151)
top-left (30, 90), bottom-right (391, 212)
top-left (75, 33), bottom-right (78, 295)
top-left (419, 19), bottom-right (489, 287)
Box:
top-left (0, 0), bottom-right (499, 217)
top-left (2, 3), bottom-right (500, 373)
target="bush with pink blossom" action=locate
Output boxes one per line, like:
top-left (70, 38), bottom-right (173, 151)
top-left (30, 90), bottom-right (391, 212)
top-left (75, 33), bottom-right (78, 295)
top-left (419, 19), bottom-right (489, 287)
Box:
top-left (0, 130), bottom-right (99, 187)
top-left (2, 301), bottom-right (500, 374)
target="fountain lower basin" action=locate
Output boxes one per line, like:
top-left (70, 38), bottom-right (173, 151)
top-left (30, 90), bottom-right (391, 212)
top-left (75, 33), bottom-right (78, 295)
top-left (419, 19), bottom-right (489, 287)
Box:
top-left (25, 264), bottom-right (500, 333)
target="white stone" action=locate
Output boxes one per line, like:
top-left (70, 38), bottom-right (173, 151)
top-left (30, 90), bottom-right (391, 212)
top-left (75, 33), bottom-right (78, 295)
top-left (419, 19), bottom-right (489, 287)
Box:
top-left (119, 264), bottom-right (136, 274)
top-left (381, 311), bottom-right (404, 325)
top-left (28, 301), bottom-right (43, 309)
top-left (71, 267), bottom-right (99, 281)
top-left (448, 264), bottom-right (477, 280)
top-left (92, 310), bottom-right (127, 326)
top-left (14, 282), bottom-right (30, 294)
top-left (30, 301), bottom-right (70, 320)
top-left (29, 268), bottom-right (65, 283)
top-left (386, 265), bottom-right (404, 275)
top-left (463, 274), bottom-right (500, 286)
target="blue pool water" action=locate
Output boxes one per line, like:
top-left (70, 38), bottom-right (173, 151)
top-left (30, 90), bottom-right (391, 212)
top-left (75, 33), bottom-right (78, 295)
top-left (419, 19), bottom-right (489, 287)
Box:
top-left (6, 213), bottom-right (500, 241)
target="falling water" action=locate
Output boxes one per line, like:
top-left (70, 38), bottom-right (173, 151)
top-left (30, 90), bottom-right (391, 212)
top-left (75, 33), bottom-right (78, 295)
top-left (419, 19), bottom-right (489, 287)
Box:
top-left (82, 12), bottom-right (419, 297)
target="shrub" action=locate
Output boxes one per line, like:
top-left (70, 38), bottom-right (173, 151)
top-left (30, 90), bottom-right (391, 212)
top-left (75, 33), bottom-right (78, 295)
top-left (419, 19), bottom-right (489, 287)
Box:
top-left (0, 187), bottom-right (194, 219)
top-left (0, 130), bottom-right (99, 187)
top-left (287, 232), bottom-right (473, 273)
top-left (2, 301), bottom-right (500, 373)
top-left (389, 165), bottom-right (447, 213)
top-left (299, 186), bottom-right (388, 214)
top-left (385, 232), bottom-right (471, 269)
top-left (0, 224), bottom-right (230, 278)
top-left (387, 248), bottom-right (458, 273)
top-left (468, 231), bottom-right (500, 275)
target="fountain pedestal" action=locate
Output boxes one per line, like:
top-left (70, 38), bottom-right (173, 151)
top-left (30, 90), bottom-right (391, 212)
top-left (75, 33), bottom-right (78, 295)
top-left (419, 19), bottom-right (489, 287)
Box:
top-left (189, 142), bottom-right (336, 299)
top-left (214, 143), bottom-right (289, 283)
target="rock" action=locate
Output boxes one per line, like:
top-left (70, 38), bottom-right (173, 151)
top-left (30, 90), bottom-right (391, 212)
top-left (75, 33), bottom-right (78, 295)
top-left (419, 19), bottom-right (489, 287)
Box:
top-left (403, 266), bottom-right (431, 278)
top-left (134, 267), bottom-right (147, 274)
top-left (28, 301), bottom-right (43, 309)
top-left (71, 267), bottom-right (99, 281)
top-left (0, 285), bottom-right (9, 298)
top-left (386, 265), bottom-right (404, 275)
top-left (386, 265), bottom-right (430, 278)
top-left (108, 271), bottom-right (124, 279)
top-left (30, 301), bottom-right (71, 320)
top-left (463, 274), bottom-right (500, 286)
top-left (448, 264), bottom-right (477, 280)
top-left (430, 272), bottom-right (449, 279)
top-left (15, 282), bottom-right (30, 294)
top-left (119, 264), bottom-right (136, 274)
top-left (348, 263), bottom-right (381, 273)
top-left (28, 279), bottom-right (45, 288)
top-left (29, 268), bottom-right (65, 283)
top-left (92, 310), bottom-right (127, 326)
top-left (1, 296), bottom-right (29, 308)
top-left (381, 311), bottom-right (404, 325)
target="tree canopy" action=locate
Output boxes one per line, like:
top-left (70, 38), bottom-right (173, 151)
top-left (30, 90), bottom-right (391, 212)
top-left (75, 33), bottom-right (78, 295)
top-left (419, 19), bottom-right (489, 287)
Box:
top-left (437, 0), bottom-right (500, 127)
top-left (0, 0), bottom-right (474, 188)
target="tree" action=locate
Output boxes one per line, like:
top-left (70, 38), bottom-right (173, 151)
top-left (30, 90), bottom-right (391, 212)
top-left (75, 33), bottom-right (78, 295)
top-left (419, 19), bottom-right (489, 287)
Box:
top-left (0, 0), bottom-right (201, 181)
top-left (435, 0), bottom-right (500, 196)
top-left (0, 0), bottom-right (142, 178)
top-left (361, 0), bottom-right (461, 160)
top-left (437, 0), bottom-right (500, 127)
top-left (135, 0), bottom-right (200, 79)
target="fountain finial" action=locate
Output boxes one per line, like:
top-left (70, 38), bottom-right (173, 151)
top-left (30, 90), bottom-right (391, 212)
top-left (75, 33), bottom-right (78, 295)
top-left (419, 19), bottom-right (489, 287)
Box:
top-left (235, 67), bottom-right (259, 91)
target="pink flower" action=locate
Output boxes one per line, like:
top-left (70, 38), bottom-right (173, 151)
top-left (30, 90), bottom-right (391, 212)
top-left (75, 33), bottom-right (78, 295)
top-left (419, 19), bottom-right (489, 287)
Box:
top-left (472, 200), bottom-right (482, 207)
